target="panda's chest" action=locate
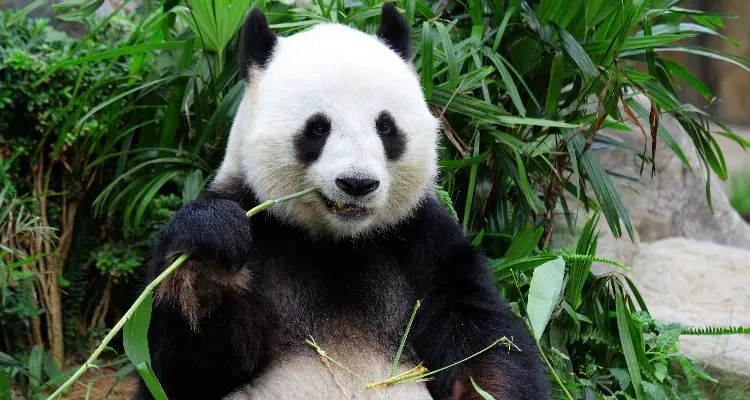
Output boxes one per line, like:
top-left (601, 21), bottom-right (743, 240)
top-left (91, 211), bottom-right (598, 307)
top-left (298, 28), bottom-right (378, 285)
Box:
top-left (254, 254), bottom-right (418, 349)
top-left (231, 256), bottom-right (431, 400)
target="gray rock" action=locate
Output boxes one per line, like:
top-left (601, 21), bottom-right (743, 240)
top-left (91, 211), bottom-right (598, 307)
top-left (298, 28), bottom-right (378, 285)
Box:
top-left (624, 237), bottom-right (750, 380)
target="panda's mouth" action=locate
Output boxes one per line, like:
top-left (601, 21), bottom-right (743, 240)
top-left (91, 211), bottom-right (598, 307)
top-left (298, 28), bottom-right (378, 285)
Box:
top-left (321, 195), bottom-right (369, 216)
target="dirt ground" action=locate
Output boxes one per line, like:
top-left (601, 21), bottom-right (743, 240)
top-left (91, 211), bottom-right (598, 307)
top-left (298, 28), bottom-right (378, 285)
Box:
top-left (47, 368), bottom-right (138, 400)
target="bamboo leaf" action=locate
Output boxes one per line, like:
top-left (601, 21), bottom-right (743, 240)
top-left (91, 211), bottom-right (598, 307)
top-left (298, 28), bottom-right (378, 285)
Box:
top-left (421, 21), bottom-right (434, 99)
top-left (568, 132), bottom-right (633, 240)
top-left (462, 134), bottom-right (480, 231)
top-left (27, 345), bottom-right (43, 393)
top-left (615, 288), bottom-right (646, 400)
top-left (484, 51), bottom-right (526, 117)
top-left (545, 52), bottom-right (564, 118)
top-left (555, 24), bottom-right (598, 80)
top-left (470, 377), bottom-right (497, 400)
top-left (527, 256), bottom-right (565, 341)
top-left (435, 22), bottom-right (459, 90)
top-left (44, 42), bottom-right (187, 74)
top-left (123, 290), bottom-right (154, 368)
top-left (135, 362), bottom-right (168, 400)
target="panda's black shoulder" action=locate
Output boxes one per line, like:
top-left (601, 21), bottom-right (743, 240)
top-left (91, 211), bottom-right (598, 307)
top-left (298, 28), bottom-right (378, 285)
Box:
top-left (388, 193), bottom-right (487, 282)
top-left (395, 193), bottom-right (469, 253)
top-left (203, 176), bottom-right (261, 211)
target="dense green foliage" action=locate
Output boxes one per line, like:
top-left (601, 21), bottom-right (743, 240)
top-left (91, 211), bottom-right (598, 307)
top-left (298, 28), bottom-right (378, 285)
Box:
top-left (2, 0), bottom-right (750, 399)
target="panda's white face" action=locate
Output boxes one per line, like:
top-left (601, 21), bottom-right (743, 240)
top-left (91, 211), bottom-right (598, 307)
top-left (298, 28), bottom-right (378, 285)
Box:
top-left (216, 16), bottom-right (439, 238)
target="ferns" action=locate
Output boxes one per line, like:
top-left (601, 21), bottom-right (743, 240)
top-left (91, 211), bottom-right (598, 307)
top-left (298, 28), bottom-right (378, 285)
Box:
top-left (680, 326), bottom-right (750, 336)
top-left (561, 254), bottom-right (634, 273)
top-left (435, 184), bottom-right (459, 221)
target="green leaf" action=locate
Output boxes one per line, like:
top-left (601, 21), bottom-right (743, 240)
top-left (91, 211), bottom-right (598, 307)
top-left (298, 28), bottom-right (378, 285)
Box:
top-left (583, 34), bottom-right (695, 54)
top-left (435, 22), bottom-right (459, 90)
top-left (462, 134), bottom-right (480, 231)
top-left (43, 42), bottom-right (187, 74)
top-left (568, 132), bottom-right (633, 240)
top-left (526, 256), bottom-right (565, 341)
top-left (625, 46), bottom-right (750, 73)
top-left (545, 52), bottom-right (564, 119)
top-left (77, 75), bottom-right (186, 129)
top-left (194, 80), bottom-right (245, 152)
top-left (655, 328), bottom-right (682, 351)
top-left (440, 155), bottom-right (487, 169)
top-left (7, 0), bottom-right (46, 26)
top-left (493, 255), bottom-right (558, 280)
top-left (503, 225), bottom-right (543, 262)
top-left (567, 213), bottom-right (599, 309)
top-left (661, 59), bottom-right (713, 100)
top-left (610, 367), bottom-right (631, 390)
top-left (0, 367), bottom-right (10, 400)
top-left (27, 345), bottom-right (43, 393)
top-left (492, 7), bottom-right (515, 52)
top-left (512, 150), bottom-right (539, 213)
top-left (615, 288), bottom-right (645, 400)
top-left (680, 325), bottom-right (750, 335)
top-left (160, 81), bottom-right (187, 150)
top-left (135, 362), bottom-right (168, 400)
top-left (435, 184), bottom-right (459, 221)
top-left (484, 51), bottom-right (526, 117)
top-left (133, 171), bottom-right (180, 228)
top-left (124, 291), bottom-right (154, 368)
top-left (172, 0), bottom-right (253, 52)
top-left (470, 377), bottom-right (497, 400)
top-left (555, 24), bottom-right (598, 80)
top-left (642, 381), bottom-right (668, 400)
top-left (421, 21), bottom-right (434, 99)
top-left (429, 87), bottom-right (577, 128)
top-left (183, 169), bottom-right (206, 205)
top-left (471, 229), bottom-right (485, 247)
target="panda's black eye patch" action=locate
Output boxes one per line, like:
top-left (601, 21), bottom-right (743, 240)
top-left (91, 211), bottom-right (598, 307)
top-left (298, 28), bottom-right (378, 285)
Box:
top-left (306, 114), bottom-right (331, 137)
top-left (376, 116), bottom-right (393, 135)
top-left (295, 113), bottom-right (331, 164)
top-left (375, 111), bottom-right (406, 161)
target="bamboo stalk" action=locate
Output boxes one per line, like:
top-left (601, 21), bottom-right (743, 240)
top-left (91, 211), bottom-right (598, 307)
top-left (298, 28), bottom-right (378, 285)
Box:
top-left (46, 188), bottom-right (317, 400)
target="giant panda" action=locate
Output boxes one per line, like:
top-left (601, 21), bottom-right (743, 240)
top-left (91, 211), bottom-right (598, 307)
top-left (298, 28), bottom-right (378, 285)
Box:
top-left (134, 3), bottom-right (550, 400)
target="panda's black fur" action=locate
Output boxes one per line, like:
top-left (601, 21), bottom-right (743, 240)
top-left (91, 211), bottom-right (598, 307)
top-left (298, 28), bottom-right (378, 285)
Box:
top-left (133, 4), bottom-right (550, 400)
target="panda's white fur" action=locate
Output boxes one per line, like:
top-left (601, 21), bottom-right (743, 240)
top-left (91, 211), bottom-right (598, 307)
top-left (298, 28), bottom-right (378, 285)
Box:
top-left (214, 22), bottom-right (440, 238)
top-left (227, 345), bottom-right (433, 399)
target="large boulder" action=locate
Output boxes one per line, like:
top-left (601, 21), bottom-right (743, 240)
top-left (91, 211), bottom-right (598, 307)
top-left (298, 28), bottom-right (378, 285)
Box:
top-left (622, 237), bottom-right (750, 380)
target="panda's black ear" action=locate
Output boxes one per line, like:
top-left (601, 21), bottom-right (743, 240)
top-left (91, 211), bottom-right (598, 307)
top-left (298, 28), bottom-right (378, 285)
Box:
top-left (376, 2), bottom-right (411, 61)
top-left (239, 8), bottom-right (277, 79)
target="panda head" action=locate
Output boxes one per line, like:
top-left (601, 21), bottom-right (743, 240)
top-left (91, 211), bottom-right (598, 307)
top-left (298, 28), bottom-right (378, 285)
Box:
top-left (214, 3), bottom-right (440, 238)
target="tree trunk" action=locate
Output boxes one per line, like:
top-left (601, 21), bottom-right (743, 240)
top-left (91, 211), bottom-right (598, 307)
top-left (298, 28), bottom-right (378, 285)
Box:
top-left (28, 278), bottom-right (44, 347)
top-left (48, 286), bottom-right (64, 368)
top-left (90, 275), bottom-right (113, 332)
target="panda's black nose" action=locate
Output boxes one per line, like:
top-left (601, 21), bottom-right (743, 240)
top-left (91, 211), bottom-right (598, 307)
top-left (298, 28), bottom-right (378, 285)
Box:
top-left (336, 177), bottom-right (380, 196)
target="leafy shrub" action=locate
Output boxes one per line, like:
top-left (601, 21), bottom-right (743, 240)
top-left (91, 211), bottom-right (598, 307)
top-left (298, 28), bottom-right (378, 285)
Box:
top-left (0, 7), bottom-right (165, 369)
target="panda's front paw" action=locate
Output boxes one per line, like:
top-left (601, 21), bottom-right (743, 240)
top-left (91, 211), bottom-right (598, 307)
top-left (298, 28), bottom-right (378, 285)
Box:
top-left (159, 199), bottom-right (252, 273)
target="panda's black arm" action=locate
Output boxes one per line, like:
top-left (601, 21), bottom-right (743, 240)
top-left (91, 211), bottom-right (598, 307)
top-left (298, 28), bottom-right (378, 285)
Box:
top-left (404, 199), bottom-right (551, 400)
top-left (132, 199), bottom-right (269, 400)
